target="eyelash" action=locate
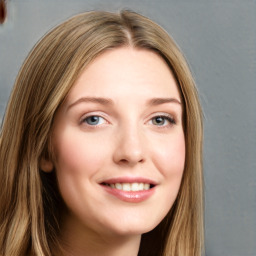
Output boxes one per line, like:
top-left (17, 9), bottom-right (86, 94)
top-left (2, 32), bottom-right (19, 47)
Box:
top-left (80, 113), bottom-right (176, 129)
top-left (80, 115), bottom-right (108, 127)
top-left (150, 114), bottom-right (176, 127)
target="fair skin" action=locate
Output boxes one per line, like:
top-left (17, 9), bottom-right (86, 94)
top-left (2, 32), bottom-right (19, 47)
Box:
top-left (41, 47), bottom-right (185, 256)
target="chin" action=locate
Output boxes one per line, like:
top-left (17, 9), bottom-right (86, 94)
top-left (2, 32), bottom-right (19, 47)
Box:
top-left (105, 215), bottom-right (161, 237)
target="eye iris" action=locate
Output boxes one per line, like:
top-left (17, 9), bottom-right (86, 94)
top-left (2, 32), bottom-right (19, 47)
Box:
top-left (153, 116), bottom-right (165, 125)
top-left (86, 116), bottom-right (99, 125)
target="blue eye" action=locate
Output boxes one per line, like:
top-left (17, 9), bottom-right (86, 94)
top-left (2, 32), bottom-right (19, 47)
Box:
top-left (83, 116), bottom-right (105, 126)
top-left (151, 115), bottom-right (175, 126)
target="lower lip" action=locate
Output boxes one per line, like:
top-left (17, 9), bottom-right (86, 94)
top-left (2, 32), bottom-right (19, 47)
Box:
top-left (101, 185), bottom-right (156, 203)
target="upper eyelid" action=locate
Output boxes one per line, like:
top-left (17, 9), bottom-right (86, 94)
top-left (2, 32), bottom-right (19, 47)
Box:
top-left (80, 111), bottom-right (108, 118)
top-left (80, 112), bottom-right (175, 119)
top-left (80, 112), bottom-right (109, 124)
top-left (149, 114), bottom-right (175, 124)
top-left (147, 112), bottom-right (176, 120)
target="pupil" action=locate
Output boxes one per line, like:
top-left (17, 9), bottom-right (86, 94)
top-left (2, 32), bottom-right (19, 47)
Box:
top-left (88, 116), bottom-right (99, 124)
top-left (154, 117), bottom-right (164, 125)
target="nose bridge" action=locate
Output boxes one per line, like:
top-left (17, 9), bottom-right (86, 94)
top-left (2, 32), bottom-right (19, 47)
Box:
top-left (113, 120), bottom-right (145, 165)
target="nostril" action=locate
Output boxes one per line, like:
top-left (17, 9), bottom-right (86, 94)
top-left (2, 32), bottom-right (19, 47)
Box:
top-left (118, 158), bottom-right (144, 165)
top-left (119, 159), bottom-right (129, 164)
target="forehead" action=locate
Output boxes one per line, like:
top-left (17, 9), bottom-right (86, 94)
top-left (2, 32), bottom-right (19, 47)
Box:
top-left (66, 47), bottom-right (181, 103)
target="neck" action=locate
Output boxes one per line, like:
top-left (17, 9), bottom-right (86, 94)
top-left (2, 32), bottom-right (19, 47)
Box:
top-left (61, 235), bottom-right (141, 256)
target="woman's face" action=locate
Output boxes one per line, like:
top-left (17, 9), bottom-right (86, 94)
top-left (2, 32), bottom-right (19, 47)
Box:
top-left (45, 47), bottom-right (185, 238)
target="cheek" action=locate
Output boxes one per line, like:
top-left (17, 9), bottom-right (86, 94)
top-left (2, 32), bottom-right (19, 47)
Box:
top-left (148, 132), bottom-right (185, 226)
top-left (152, 132), bottom-right (185, 179)
top-left (53, 130), bottom-right (107, 177)
top-left (52, 130), bottom-right (110, 212)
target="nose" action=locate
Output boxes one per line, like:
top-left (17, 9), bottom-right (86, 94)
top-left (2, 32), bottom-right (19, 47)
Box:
top-left (113, 125), bottom-right (145, 166)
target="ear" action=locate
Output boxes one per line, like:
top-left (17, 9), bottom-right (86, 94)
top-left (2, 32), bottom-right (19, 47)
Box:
top-left (40, 157), bottom-right (54, 173)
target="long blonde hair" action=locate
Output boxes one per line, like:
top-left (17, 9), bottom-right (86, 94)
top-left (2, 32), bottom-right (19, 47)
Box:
top-left (0, 10), bottom-right (203, 256)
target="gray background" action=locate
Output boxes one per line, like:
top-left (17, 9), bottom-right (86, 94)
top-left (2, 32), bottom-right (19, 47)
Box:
top-left (0, 1), bottom-right (255, 255)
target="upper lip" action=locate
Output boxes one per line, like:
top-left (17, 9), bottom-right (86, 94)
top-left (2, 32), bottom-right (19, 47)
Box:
top-left (99, 176), bottom-right (158, 185)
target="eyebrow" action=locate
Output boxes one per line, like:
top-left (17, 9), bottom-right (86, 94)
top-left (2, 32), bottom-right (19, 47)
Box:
top-left (67, 96), bottom-right (181, 110)
top-left (147, 97), bottom-right (182, 106)
top-left (67, 97), bottom-right (114, 110)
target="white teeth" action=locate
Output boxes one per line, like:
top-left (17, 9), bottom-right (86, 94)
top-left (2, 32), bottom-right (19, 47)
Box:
top-left (123, 183), bottom-right (131, 191)
top-left (115, 183), bottom-right (122, 190)
top-left (131, 183), bottom-right (139, 191)
top-left (144, 183), bottom-right (150, 190)
top-left (106, 182), bottom-right (152, 191)
top-left (138, 183), bottom-right (144, 190)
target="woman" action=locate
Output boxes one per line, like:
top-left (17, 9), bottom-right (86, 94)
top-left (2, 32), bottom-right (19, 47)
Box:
top-left (0, 10), bottom-right (203, 256)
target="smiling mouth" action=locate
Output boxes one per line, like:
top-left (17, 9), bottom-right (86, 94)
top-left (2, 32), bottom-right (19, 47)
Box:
top-left (100, 179), bottom-right (156, 202)
top-left (101, 182), bottom-right (155, 192)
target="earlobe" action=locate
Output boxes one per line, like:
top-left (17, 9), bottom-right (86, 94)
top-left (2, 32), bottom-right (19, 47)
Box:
top-left (40, 158), bottom-right (54, 172)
